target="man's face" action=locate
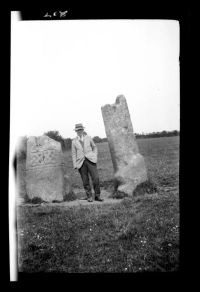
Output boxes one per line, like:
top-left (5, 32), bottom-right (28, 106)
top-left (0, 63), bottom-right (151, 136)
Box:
top-left (76, 129), bottom-right (84, 137)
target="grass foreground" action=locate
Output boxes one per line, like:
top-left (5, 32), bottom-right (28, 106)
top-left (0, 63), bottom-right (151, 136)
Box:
top-left (17, 190), bottom-right (179, 273)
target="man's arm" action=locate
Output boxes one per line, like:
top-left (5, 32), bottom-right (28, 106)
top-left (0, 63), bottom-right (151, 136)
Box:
top-left (90, 137), bottom-right (98, 157)
top-left (71, 140), bottom-right (77, 169)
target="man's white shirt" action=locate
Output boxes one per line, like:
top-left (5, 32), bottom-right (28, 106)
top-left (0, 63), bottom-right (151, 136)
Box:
top-left (77, 135), bottom-right (84, 142)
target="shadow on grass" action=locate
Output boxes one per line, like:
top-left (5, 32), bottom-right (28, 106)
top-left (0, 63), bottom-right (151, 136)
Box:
top-left (23, 191), bottom-right (77, 204)
top-left (24, 197), bottom-right (45, 204)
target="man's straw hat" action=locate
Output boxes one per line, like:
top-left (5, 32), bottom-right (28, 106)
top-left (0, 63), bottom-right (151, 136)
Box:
top-left (74, 123), bottom-right (85, 131)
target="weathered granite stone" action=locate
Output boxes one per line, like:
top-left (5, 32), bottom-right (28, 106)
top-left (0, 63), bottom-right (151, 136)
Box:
top-left (16, 136), bottom-right (27, 201)
top-left (101, 95), bottom-right (148, 195)
top-left (26, 135), bottom-right (67, 202)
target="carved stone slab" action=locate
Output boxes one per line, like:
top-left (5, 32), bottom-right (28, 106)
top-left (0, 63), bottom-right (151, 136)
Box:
top-left (26, 136), bottom-right (65, 202)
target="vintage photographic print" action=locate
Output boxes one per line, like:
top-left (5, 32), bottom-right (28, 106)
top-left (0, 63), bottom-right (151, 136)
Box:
top-left (9, 11), bottom-right (180, 280)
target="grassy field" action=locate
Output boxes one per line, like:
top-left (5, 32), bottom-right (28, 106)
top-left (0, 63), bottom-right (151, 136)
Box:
top-left (17, 136), bottom-right (179, 273)
top-left (61, 136), bottom-right (179, 189)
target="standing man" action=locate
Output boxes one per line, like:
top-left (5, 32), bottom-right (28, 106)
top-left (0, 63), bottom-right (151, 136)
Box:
top-left (71, 123), bottom-right (103, 202)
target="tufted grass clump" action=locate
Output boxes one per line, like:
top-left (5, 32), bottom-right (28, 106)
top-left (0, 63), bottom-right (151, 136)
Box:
top-left (133, 179), bottom-right (158, 197)
top-left (112, 190), bottom-right (128, 199)
top-left (63, 191), bottom-right (77, 202)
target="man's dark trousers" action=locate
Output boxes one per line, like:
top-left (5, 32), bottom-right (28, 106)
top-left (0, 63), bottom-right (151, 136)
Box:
top-left (78, 158), bottom-right (100, 199)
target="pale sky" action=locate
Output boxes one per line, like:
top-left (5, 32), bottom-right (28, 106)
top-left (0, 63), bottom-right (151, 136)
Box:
top-left (11, 12), bottom-right (180, 141)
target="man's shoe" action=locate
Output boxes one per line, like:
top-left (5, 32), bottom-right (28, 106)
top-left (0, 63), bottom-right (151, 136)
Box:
top-left (87, 197), bottom-right (93, 202)
top-left (95, 197), bottom-right (104, 202)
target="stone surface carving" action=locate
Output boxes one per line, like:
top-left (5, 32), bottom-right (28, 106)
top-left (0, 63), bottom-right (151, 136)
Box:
top-left (26, 135), bottom-right (69, 202)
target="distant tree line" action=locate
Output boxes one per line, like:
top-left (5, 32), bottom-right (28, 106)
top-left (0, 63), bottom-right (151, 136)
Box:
top-left (135, 130), bottom-right (180, 139)
top-left (16, 130), bottom-right (180, 159)
top-left (44, 130), bottom-right (179, 151)
top-left (43, 131), bottom-right (72, 152)
top-left (92, 136), bottom-right (108, 143)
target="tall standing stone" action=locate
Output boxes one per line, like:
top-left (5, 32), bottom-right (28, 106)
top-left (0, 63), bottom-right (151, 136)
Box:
top-left (101, 95), bottom-right (148, 195)
top-left (26, 135), bottom-right (67, 202)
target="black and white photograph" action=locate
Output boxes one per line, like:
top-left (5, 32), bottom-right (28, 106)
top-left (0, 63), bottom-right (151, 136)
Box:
top-left (9, 10), bottom-right (180, 280)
